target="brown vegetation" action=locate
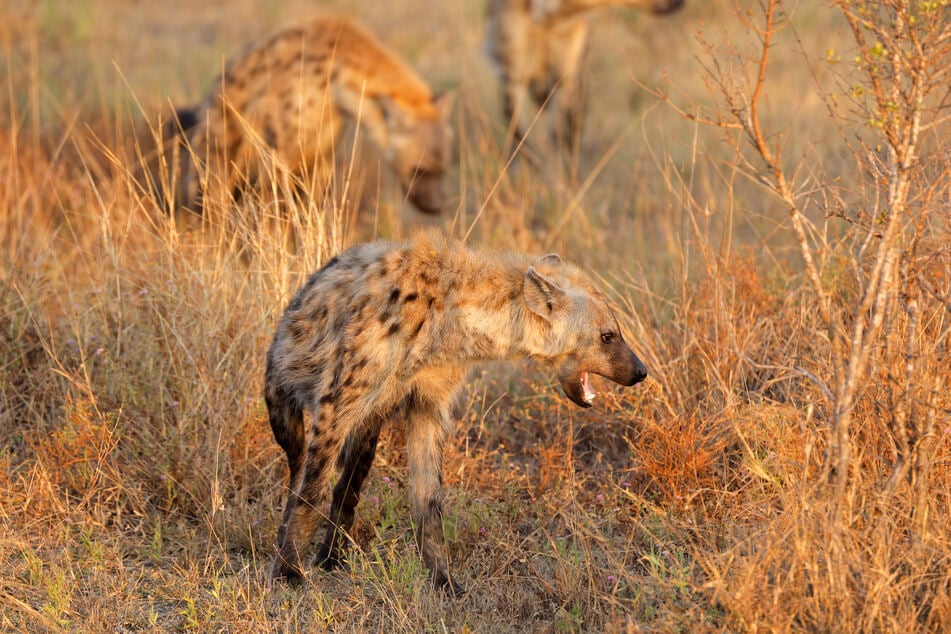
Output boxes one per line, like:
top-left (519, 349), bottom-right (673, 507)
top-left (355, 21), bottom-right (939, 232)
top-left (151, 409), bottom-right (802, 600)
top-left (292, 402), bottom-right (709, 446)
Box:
top-left (0, 0), bottom-right (948, 631)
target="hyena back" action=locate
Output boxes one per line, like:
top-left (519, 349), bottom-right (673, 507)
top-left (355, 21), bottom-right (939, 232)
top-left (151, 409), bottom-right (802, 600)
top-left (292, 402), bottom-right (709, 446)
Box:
top-left (265, 230), bottom-right (648, 594)
top-left (485, 0), bottom-right (684, 151)
top-left (179, 15), bottom-right (452, 215)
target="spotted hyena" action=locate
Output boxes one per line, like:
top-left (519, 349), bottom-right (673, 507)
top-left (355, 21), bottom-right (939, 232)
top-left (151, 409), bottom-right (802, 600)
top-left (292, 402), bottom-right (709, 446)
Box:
top-left (177, 15), bottom-right (452, 215)
top-left (264, 230), bottom-right (648, 594)
top-left (484, 0), bottom-right (684, 151)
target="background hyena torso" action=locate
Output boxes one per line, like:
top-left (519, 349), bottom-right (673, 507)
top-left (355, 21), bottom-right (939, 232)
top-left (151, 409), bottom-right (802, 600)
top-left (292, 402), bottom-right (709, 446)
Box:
top-left (178, 15), bottom-right (452, 215)
top-left (484, 0), bottom-right (684, 152)
top-left (264, 231), bottom-right (647, 594)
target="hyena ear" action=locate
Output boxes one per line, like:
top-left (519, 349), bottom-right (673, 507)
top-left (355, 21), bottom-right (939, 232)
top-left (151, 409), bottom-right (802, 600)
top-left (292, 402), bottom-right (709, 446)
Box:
top-left (536, 253), bottom-right (563, 267)
top-left (523, 267), bottom-right (567, 320)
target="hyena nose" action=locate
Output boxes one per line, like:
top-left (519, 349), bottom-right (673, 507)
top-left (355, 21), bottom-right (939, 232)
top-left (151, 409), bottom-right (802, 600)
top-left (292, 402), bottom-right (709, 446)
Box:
top-left (631, 358), bottom-right (648, 385)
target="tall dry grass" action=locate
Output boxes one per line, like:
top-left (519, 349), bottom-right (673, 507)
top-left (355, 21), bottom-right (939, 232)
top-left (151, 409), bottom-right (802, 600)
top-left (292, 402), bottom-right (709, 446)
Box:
top-left (1, 0), bottom-right (948, 631)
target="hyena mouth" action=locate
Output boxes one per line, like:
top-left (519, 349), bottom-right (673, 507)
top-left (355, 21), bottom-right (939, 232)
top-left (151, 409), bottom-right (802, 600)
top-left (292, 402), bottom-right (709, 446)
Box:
top-left (581, 371), bottom-right (596, 404)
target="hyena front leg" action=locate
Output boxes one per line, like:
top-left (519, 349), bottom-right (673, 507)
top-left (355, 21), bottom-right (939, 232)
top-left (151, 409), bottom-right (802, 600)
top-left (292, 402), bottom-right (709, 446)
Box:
top-left (315, 417), bottom-right (384, 570)
top-left (271, 408), bottom-right (344, 584)
top-left (405, 394), bottom-right (464, 597)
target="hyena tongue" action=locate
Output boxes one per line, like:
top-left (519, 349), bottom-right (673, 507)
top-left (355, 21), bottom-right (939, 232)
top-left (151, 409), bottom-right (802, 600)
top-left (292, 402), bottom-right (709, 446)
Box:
top-left (581, 372), bottom-right (596, 403)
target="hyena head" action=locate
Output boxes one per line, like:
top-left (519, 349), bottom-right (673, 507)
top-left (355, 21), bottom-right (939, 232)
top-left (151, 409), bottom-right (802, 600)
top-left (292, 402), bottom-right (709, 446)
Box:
top-left (381, 93), bottom-right (454, 215)
top-left (626, 0), bottom-right (686, 15)
top-left (522, 254), bottom-right (648, 408)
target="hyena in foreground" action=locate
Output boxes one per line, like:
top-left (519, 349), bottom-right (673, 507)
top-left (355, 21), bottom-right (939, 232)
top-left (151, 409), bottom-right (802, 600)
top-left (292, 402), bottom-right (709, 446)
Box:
top-left (484, 0), bottom-right (684, 151)
top-left (265, 231), bottom-right (648, 594)
top-left (177, 15), bottom-right (452, 215)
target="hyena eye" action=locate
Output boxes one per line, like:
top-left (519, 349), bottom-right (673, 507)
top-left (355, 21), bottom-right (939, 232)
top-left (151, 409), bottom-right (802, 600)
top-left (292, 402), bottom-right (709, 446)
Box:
top-left (600, 332), bottom-right (615, 344)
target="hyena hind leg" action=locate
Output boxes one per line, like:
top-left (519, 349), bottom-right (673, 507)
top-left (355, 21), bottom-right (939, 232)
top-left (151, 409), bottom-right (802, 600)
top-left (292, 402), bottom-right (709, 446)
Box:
top-left (315, 418), bottom-right (384, 570)
top-left (271, 420), bottom-right (342, 584)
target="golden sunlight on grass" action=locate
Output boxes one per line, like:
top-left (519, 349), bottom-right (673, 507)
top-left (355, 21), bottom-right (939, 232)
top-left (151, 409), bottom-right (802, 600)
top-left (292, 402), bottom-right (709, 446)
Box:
top-left (1, 0), bottom-right (949, 631)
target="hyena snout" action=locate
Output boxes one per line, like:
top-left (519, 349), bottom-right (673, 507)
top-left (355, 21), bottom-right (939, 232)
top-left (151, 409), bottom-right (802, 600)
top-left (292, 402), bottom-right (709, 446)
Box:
top-left (599, 343), bottom-right (648, 388)
top-left (617, 350), bottom-right (648, 386)
top-left (404, 170), bottom-right (447, 215)
top-left (649, 0), bottom-right (686, 15)
top-left (557, 346), bottom-right (648, 409)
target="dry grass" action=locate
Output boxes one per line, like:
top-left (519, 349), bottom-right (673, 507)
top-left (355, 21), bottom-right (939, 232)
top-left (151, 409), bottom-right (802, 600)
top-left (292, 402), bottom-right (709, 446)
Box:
top-left (2, 0), bottom-right (949, 631)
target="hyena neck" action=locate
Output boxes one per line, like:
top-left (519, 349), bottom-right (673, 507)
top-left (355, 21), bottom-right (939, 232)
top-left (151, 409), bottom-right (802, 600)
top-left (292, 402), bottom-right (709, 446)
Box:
top-left (328, 20), bottom-right (438, 147)
top-left (444, 255), bottom-right (546, 364)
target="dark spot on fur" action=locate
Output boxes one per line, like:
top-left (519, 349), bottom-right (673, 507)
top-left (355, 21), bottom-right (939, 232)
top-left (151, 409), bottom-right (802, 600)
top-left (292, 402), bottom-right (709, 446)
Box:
top-left (403, 292), bottom-right (419, 303)
top-left (303, 52), bottom-right (329, 65)
top-left (289, 319), bottom-right (309, 343)
top-left (387, 322), bottom-right (401, 336)
top-left (332, 310), bottom-right (349, 333)
top-left (320, 392), bottom-right (335, 405)
top-left (260, 124), bottom-right (276, 148)
top-left (350, 297), bottom-right (368, 317)
top-left (378, 310), bottom-right (391, 324)
top-left (329, 361), bottom-right (345, 395)
top-left (409, 318), bottom-right (425, 339)
top-left (427, 297), bottom-right (435, 309)
top-left (389, 289), bottom-right (401, 304)
top-left (302, 453), bottom-right (330, 495)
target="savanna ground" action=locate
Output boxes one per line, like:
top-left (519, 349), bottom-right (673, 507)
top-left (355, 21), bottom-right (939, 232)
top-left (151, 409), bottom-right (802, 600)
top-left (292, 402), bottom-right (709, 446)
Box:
top-left (2, 0), bottom-right (949, 631)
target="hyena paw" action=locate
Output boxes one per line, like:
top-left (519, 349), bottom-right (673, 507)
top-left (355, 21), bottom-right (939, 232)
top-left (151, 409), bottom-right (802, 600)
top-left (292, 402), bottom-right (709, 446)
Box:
top-left (270, 557), bottom-right (305, 586)
top-left (433, 571), bottom-right (466, 598)
top-left (314, 545), bottom-right (344, 571)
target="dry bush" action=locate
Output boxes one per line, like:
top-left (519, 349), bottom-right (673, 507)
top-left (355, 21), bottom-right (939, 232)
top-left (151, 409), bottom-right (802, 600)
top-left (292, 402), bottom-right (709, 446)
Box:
top-left (646, 0), bottom-right (951, 629)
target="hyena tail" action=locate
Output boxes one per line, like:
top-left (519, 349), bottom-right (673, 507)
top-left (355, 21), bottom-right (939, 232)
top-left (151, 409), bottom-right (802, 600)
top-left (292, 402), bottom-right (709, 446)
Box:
top-left (265, 383), bottom-right (306, 487)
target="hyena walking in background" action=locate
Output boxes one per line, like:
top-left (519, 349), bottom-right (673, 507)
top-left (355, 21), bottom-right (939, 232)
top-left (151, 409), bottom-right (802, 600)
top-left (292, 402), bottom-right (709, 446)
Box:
top-left (264, 230), bottom-right (648, 594)
top-left (177, 15), bottom-right (452, 215)
top-left (484, 0), bottom-right (684, 153)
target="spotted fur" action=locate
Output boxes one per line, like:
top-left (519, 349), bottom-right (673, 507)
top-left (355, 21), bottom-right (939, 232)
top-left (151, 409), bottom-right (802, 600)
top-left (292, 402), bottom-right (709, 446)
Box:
top-left (178, 15), bottom-right (452, 215)
top-left (264, 230), bottom-right (648, 594)
top-left (484, 0), bottom-right (684, 150)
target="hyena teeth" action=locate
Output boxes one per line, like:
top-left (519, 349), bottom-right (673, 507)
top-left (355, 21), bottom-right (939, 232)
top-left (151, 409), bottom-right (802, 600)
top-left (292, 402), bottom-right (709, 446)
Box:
top-left (582, 371), bottom-right (596, 403)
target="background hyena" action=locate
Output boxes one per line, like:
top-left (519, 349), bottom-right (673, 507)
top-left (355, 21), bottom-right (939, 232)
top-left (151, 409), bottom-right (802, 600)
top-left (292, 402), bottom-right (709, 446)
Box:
top-left (484, 0), bottom-right (684, 153)
top-left (264, 230), bottom-right (648, 595)
top-left (176, 15), bottom-right (453, 215)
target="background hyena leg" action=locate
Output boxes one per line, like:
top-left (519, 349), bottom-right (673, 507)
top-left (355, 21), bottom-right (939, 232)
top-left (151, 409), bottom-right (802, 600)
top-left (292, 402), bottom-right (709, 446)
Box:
top-left (504, 79), bottom-right (541, 163)
top-left (271, 431), bottom-right (342, 584)
top-left (316, 417), bottom-right (384, 570)
top-left (554, 77), bottom-right (584, 159)
top-left (406, 397), bottom-right (463, 596)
